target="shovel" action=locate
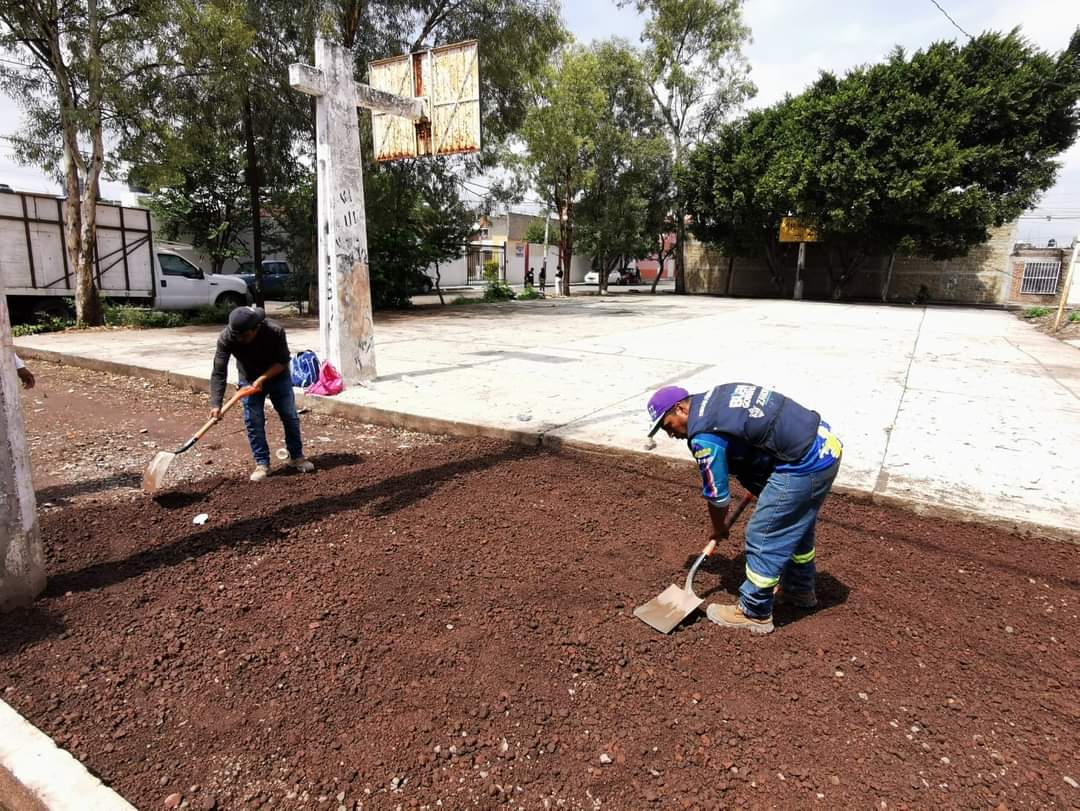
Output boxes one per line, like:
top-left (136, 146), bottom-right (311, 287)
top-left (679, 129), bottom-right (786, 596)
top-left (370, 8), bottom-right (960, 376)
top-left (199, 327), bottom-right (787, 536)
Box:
top-left (142, 379), bottom-right (263, 494)
top-left (634, 493), bottom-right (754, 634)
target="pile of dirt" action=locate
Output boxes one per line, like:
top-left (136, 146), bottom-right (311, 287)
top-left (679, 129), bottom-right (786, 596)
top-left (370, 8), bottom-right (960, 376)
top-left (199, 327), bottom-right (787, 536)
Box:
top-left (2, 364), bottom-right (1078, 809)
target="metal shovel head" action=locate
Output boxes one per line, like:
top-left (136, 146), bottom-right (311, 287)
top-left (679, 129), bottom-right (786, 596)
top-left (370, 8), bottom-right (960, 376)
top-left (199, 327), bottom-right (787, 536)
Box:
top-left (634, 584), bottom-right (705, 634)
top-left (143, 451), bottom-right (176, 494)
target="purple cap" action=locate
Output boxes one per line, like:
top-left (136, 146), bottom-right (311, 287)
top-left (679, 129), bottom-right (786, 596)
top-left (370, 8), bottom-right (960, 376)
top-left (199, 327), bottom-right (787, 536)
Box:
top-left (646, 385), bottom-right (689, 436)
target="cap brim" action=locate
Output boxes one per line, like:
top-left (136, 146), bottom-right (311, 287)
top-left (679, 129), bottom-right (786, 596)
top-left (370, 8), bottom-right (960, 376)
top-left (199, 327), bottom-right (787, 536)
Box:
top-left (647, 410), bottom-right (669, 437)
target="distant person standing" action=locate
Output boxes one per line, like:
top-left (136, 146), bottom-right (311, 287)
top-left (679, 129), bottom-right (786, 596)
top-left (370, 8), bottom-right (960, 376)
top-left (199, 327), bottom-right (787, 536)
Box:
top-left (209, 306), bottom-right (314, 482)
top-left (555, 266), bottom-right (564, 297)
top-left (538, 264), bottom-right (547, 296)
top-left (525, 267), bottom-right (535, 289)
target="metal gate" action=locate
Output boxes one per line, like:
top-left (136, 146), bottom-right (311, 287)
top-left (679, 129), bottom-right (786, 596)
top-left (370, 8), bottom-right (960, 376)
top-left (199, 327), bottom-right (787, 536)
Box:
top-left (466, 242), bottom-right (506, 283)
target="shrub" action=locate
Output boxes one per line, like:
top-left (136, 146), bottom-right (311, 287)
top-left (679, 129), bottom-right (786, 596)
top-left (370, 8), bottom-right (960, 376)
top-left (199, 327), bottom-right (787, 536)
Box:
top-left (1023, 306), bottom-right (1051, 319)
top-left (104, 305), bottom-right (185, 329)
top-left (450, 296), bottom-right (480, 306)
top-left (1069, 310), bottom-right (1080, 323)
top-left (516, 287), bottom-right (541, 300)
top-left (186, 305), bottom-right (233, 325)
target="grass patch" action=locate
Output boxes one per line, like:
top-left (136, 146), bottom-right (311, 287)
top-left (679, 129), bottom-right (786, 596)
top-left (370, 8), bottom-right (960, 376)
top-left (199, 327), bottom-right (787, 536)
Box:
top-left (450, 296), bottom-right (482, 306)
top-left (1023, 306), bottom-right (1051, 319)
top-left (516, 287), bottom-right (541, 301)
top-left (1069, 310), bottom-right (1080, 323)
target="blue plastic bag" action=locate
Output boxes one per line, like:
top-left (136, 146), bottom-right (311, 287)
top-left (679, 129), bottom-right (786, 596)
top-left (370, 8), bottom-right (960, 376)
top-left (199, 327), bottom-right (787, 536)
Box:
top-left (290, 350), bottom-right (320, 388)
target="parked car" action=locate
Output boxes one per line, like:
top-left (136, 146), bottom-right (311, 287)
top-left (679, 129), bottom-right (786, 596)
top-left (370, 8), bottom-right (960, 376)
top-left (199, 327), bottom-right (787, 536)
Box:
top-left (618, 266), bottom-right (642, 285)
top-left (584, 269), bottom-right (622, 285)
top-left (236, 259), bottom-right (300, 300)
top-left (407, 269), bottom-right (435, 294)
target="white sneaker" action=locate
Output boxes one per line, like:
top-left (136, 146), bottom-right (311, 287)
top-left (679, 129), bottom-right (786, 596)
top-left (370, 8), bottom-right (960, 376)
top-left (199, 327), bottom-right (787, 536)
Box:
top-left (250, 464), bottom-right (270, 482)
top-left (289, 457), bottom-right (314, 473)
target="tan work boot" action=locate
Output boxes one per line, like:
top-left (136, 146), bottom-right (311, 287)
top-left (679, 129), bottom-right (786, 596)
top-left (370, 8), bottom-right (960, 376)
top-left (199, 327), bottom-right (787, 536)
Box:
top-left (288, 457), bottom-right (314, 473)
top-left (774, 587), bottom-right (818, 609)
top-left (706, 603), bottom-right (775, 635)
top-left (250, 464), bottom-right (270, 482)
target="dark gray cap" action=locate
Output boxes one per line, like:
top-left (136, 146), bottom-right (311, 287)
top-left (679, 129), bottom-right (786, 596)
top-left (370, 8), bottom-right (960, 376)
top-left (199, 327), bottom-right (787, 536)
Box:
top-left (228, 306), bottom-right (265, 333)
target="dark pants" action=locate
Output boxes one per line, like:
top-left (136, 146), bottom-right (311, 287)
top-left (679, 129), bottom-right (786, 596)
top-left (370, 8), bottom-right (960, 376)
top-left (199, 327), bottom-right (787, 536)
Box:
top-left (240, 374), bottom-right (303, 467)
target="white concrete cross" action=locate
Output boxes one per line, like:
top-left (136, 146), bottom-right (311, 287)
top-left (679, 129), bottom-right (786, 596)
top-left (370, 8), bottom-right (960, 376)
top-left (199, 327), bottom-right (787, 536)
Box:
top-left (289, 38), bottom-right (425, 382)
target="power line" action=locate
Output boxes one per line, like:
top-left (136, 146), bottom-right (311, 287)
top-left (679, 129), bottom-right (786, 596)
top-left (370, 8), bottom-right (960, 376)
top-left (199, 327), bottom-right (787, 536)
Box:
top-left (925, 0), bottom-right (1076, 92)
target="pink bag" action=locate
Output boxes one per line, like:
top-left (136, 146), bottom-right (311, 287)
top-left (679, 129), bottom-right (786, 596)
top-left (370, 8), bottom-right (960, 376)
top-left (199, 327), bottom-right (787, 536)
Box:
top-left (305, 361), bottom-right (343, 396)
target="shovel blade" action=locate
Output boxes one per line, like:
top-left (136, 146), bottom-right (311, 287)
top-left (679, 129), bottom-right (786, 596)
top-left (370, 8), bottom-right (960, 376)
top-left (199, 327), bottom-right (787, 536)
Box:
top-left (143, 451), bottom-right (176, 494)
top-left (634, 584), bottom-right (705, 634)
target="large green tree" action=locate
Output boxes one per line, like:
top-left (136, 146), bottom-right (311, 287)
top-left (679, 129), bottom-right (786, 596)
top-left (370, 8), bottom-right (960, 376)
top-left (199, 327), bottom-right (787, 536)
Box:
top-left (686, 28), bottom-right (1080, 298)
top-left (574, 42), bottom-right (671, 293)
top-left (624, 0), bottom-right (753, 294)
top-left (0, 0), bottom-right (168, 324)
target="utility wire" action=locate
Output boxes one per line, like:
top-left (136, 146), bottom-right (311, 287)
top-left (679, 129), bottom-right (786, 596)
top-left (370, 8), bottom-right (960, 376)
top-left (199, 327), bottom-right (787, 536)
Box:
top-left (926, 0), bottom-right (1076, 92)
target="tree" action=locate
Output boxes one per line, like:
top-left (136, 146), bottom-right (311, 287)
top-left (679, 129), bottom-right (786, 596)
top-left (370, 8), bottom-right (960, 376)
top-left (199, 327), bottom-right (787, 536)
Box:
top-left (524, 217), bottom-right (560, 245)
top-left (574, 42), bottom-right (671, 293)
top-left (685, 28), bottom-right (1080, 298)
top-left (682, 101), bottom-right (797, 291)
top-left (521, 45), bottom-right (607, 296)
top-left (625, 0), bottom-right (753, 294)
top-left (0, 0), bottom-right (166, 325)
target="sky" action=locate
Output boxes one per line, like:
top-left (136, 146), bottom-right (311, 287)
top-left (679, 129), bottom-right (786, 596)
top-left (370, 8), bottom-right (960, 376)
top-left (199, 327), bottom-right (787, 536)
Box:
top-left (2, 0), bottom-right (1079, 245)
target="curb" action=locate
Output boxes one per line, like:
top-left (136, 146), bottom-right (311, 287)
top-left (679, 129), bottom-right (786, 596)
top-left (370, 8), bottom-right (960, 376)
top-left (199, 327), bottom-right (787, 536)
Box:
top-left (15, 345), bottom-right (1079, 544)
top-left (0, 699), bottom-right (136, 810)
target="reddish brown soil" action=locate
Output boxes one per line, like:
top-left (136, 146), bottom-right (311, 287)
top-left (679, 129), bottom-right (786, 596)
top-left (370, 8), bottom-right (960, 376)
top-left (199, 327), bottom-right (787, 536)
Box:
top-left (2, 363), bottom-right (1079, 810)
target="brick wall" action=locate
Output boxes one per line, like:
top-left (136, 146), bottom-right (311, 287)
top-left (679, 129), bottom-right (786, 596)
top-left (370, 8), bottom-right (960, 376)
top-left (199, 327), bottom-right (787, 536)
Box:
top-left (684, 223), bottom-right (1019, 305)
top-left (1006, 248), bottom-right (1068, 306)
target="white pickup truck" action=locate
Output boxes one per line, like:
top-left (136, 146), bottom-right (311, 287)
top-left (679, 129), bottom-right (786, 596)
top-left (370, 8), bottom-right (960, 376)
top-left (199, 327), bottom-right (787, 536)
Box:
top-left (0, 189), bottom-right (250, 320)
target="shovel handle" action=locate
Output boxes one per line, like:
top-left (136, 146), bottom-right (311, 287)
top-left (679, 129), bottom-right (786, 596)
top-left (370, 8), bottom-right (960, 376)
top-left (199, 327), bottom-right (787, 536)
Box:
top-left (190, 381), bottom-right (258, 442)
top-left (725, 493), bottom-right (754, 528)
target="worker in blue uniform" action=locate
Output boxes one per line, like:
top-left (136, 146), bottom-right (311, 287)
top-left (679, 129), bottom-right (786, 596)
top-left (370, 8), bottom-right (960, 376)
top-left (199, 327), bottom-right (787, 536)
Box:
top-left (646, 383), bottom-right (843, 634)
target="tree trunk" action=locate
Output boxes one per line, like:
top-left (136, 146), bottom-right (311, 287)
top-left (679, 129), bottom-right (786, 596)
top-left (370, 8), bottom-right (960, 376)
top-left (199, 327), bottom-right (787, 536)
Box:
top-left (243, 93), bottom-right (264, 307)
top-left (650, 233), bottom-right (668, 294)
top-left (75, 0), bottom-right (105, 326)
top-left (674, 206), bottom-right (687, 294)
top-left (49, 9), bottom-right (102, 326)
top-left (724, 254), bottom-right (735, 296)
top-left (763, 238), bottom-right (786, 293)
top-left (434, 261), bottom-right (445, 305)
top-left (559, 196), bottom-right (574, 296)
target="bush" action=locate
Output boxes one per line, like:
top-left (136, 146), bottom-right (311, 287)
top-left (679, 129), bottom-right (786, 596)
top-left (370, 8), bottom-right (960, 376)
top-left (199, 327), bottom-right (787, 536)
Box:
top-left (1069, 310), bottom-right (1080, 323)
top-left (517, 287), bottom-right (541, 300)
top-left (479, 260), bottom-right (515, 302)
top-left (12, 314), bottom-right (75, 336)
top-left (1023, 306), bottom-right (1051, 319)
top-left (105, 305), bottom-right (185, 329)
top-left (450, 296), bottom-right (480, 306)
top-left (186, 305), bottom-right (233, 325)
top-left (11, 323), bottom-right (50, 337)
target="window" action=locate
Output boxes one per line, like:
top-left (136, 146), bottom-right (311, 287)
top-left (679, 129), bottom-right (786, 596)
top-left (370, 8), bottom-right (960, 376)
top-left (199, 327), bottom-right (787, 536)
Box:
top-left (266, 262), bottom-right (289, 276)
top-left (1020, 261), bottom-right (1061, 295)
top-left (158, 253), bottom-right (203, 279)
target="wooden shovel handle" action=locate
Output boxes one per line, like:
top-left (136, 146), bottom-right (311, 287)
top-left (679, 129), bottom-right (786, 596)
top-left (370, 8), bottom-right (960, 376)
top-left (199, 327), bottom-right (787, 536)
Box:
top-left (193, 375), bottom-right (267, 441)
top-left (725, 492), bottom-right (754, 528)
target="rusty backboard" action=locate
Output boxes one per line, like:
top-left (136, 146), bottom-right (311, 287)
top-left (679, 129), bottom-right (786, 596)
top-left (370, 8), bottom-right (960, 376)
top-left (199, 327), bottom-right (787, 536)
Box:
top-left (369, 40), bottom-right (480, 162)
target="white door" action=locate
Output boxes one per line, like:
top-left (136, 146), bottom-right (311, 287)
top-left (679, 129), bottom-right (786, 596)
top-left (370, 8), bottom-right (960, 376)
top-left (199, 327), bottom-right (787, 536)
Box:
top-left (156, 252), bottom-right (206, 309)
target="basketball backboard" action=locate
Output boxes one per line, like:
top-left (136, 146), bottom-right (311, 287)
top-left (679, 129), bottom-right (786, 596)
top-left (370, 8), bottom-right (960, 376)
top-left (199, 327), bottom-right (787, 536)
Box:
top-left (369, 40), bottom-right (480, 161)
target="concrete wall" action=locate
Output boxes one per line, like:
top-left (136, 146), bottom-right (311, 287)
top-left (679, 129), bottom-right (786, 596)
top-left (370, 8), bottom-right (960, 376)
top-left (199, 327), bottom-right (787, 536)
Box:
top-left (684, 224), bottom-right (1022, 305)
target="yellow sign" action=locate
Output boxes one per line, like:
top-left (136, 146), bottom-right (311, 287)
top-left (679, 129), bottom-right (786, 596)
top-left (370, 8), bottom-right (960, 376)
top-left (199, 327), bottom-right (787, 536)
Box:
top-left (779, 217), bottom-right (819, 243)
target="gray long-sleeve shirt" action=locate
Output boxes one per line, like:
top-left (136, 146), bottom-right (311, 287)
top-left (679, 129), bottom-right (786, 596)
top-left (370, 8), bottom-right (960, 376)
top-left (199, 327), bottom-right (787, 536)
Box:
top-left (209, 320), bottom-right (291, 407)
